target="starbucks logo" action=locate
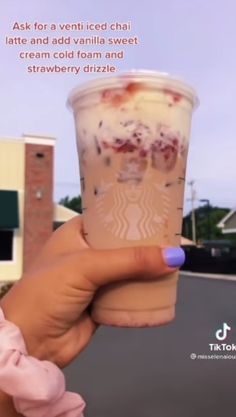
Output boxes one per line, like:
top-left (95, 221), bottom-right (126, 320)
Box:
top-left (95, 180), bottom-right (170, 240)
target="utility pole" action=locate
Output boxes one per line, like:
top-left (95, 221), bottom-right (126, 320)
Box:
top-left (200, 199), bottom-right (211, 240)
top-left (188, 180), bottom-right (197, 244)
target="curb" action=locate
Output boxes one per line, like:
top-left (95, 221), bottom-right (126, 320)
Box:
top-left (180, 271), bottom-right (236, 282)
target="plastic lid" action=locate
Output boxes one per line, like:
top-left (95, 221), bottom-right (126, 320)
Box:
top-left (67, 70), bottom-right (199, 110)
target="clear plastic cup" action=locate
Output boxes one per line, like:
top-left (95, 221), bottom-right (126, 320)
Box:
top-left (68, 70), bottom-right (198, 327)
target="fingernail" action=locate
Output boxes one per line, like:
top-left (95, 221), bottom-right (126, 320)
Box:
top-left (162, 247), bottom-right (185, 268)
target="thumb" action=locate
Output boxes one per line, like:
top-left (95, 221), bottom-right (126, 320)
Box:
top-left (70, 246), bottom-right (185, 289)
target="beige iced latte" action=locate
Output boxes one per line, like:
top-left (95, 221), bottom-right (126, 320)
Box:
top-left (68, 71), bottom-right (198, 327)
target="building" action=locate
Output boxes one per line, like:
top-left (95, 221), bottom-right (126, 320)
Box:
top-left (0, 134), bottom-right (195, 283)
top-left (0, 135), bottom-right (77, 283)
top-left (217, 208), bottom-right (236, 235)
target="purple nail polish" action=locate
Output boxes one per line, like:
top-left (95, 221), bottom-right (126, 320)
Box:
top-left (163, 247), bottom-right (185, 268)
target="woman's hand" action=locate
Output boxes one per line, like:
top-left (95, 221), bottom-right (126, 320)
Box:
top-left (0, 216), bottom-right (178, 368)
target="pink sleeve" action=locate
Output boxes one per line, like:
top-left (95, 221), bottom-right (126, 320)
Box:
top-left (0, 307), bottom-right (86, 417)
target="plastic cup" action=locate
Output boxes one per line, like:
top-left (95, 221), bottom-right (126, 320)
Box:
top-left (68, 70), bottom-right (198, 327)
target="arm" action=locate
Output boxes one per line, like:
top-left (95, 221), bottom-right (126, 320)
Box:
top-left (0, 216), bottom-right (181, 417)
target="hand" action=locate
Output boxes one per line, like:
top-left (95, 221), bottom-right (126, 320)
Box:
top-left (0, 216), bottom-right (178, 368)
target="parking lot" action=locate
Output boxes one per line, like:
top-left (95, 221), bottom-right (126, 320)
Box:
top-left (64, 274), bottom-right (236, 417)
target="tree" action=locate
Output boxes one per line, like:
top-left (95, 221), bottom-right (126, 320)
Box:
top-left (59, 195), bottom-right (82, 214)
top-left (182, 206), bottom-right (230, 242)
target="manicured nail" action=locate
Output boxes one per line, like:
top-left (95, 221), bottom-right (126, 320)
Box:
top-left (162, 247), bottom-right (185, 268)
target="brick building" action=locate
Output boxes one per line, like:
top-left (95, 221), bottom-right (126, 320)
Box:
top-left (0, 134), bottom-right (77, 283)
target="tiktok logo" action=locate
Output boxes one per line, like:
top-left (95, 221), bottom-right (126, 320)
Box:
top-left (215, 323), bottom-right (231, 341)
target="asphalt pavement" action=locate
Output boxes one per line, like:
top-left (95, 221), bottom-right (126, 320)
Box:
top-left (64, 274), bottom-right (236, 417)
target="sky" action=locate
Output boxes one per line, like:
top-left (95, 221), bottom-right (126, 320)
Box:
top-left (0, 0), bottom-right (236, 214)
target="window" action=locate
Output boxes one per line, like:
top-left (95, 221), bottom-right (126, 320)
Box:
top-left (0, 190), bottom-right (19, 228)
top-left (36, 152), bottom-right (45, 159)
top-left (0, 230), bottom-right (14, 261)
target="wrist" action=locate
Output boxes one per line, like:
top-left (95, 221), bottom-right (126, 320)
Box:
top-left (0, 299), bottom-right (49, 362)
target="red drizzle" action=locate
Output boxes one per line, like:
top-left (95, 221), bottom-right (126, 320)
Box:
top-left (125, 82), bottom-right (144, 95)
top-left (101, 82), bottom-right (144, 107)
top-left (112, 141), bottom-right (137, 153)
top-left (163, 88), bottom-right (182, 104)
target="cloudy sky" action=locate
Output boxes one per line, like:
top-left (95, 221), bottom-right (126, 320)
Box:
top-left (0, 0), bottom-right (236, 214)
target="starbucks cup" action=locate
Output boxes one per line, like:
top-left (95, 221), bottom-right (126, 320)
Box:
top-left (68, 71), bottom-right (198, 327)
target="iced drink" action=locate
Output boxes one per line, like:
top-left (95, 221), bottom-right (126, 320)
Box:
top-left (68, 71), bottom-right (198, 327)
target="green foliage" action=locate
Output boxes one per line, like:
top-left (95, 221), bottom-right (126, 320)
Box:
top-left (59, 196), bottom-right (234, 245)
top-left (59, 195), bottom-right (82, 214)
top-left (228, 233), bottom-right (236, 245)
top-left (182, 206), bottom-right (231, 242)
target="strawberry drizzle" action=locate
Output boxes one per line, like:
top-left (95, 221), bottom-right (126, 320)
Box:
top-left (163, 88), bottom-right (182, 103)
top-left (101, 82), bottom-right (144, 107)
